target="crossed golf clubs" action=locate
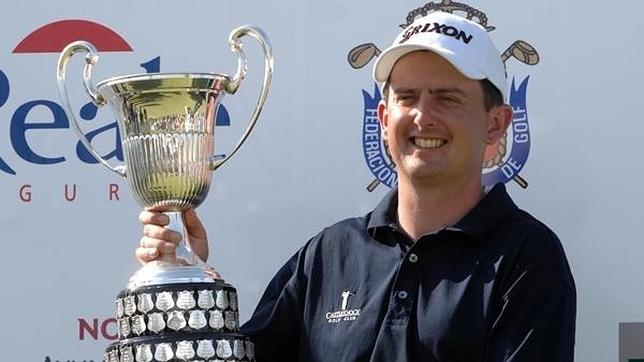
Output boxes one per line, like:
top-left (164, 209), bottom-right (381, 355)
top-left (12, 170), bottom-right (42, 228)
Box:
top-left (349, 40), bottom-right (539, 191)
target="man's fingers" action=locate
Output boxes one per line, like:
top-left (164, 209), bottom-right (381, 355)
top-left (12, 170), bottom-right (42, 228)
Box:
top-left (139, 236), bottom-right (178, 253)
top-left (183, 209), bottom-right (207, 240)
top-left (135, 245), bottom-right (177, 265)
top-left (135, 247), bottom-right (159, 263)
top-left (137, 236), bottom-right (178, 265)
top-left (143, 224), bottom-right (182, 244)
top-left (137, 208), bottom-right (209, 265)
top-left (139, 210), bottom-right (170, 226)
top-left (204, 266), bottom-right (222, 280)
top-left (182, 209), bottom-right (209, 262)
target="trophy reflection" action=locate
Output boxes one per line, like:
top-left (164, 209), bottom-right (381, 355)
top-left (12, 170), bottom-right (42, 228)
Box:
top-left (57, 25), bottom-right (272, 362)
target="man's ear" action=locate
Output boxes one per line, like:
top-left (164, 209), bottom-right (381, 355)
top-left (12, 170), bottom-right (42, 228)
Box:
top-left (377, 100), bottom-right (388, 138)
top-left (486, 104), bottom-right (513, 145)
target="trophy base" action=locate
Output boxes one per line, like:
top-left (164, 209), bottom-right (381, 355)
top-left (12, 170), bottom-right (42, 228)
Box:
top-left (105, 332), bottom-right (253, 362)
top-left (108, 281), bottom-right (254, 362)
top-left (128, 262), bottom-right (221, 290)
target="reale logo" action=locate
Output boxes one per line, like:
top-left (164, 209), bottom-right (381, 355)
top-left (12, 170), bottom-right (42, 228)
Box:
top-left (348, 1), bottom-right (540, 192)
top-left (0, 19), bottom-right (231, 178)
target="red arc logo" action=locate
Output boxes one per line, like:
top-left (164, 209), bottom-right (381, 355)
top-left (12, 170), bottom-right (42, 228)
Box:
top-left (13, 19), bottom-right (132, 53)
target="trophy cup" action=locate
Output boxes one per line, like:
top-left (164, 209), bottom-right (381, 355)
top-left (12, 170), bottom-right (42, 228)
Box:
top-left (57, 25), bottom-right (272, 362)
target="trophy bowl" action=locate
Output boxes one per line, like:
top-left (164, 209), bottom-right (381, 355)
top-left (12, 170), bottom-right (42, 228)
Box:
top-left (57, 25), bottom-right (272, 362)
top-left (100, 74), bottom-right (226, 212)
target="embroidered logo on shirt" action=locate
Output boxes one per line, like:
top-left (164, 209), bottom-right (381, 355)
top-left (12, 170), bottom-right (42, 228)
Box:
top-left (325, 290), bottom-right (362, 324)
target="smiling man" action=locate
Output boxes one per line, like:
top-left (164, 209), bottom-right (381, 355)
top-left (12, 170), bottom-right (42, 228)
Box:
top-left (138, 11), bottom-right (576, 362)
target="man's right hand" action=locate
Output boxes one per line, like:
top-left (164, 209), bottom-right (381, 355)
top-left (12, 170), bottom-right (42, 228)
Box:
top-left (136, 208), bottom-right (210, 265)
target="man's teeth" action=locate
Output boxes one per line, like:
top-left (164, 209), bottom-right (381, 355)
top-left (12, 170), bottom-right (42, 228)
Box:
top-left (414, 137), bottom-right (445, 149)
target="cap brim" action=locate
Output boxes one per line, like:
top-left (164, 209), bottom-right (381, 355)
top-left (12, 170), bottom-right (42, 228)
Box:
top-left (373, 44), bottom-right (487, 83)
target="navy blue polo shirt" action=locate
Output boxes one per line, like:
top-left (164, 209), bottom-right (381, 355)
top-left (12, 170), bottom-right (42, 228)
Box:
top-left (241, 184), bottom-right (576, 361)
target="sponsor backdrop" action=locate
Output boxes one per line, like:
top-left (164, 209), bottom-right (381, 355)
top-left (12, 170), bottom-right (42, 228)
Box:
top-left (0, 0), bottom-right (642, 361)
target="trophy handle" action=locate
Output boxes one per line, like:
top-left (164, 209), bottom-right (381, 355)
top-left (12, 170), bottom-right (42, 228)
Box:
top-left (57, 41), bottom-right (127, 177)
top-left (209, 25), bottom-right (273, 171)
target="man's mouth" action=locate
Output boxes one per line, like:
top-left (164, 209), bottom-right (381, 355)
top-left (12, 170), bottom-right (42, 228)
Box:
top-left (413, 137), bottom-right (446, 149)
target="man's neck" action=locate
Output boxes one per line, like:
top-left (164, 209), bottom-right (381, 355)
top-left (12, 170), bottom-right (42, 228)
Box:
top-left (396, 176), bottom-right (485, 241)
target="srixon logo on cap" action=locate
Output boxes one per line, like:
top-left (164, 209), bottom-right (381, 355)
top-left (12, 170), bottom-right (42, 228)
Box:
top-left (399, 22), bottom-right (473, 44)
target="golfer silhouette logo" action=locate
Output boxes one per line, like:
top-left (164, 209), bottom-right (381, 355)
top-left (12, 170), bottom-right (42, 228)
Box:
top-left (349, 0), bottom-right (539, 191)
top-left (341, 291), bottom-right (354, 310)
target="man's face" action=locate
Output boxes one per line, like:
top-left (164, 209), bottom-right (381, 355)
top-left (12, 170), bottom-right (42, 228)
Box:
top-left (377, 51), bottom-right (510, 186)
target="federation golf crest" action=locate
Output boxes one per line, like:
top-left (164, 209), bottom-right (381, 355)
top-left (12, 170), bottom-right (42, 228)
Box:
top-left (349, 0), bottom-right (539, 191)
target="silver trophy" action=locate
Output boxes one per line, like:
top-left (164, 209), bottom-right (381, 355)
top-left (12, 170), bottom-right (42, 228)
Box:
top-left (57, 25), bottom-right (272, 362)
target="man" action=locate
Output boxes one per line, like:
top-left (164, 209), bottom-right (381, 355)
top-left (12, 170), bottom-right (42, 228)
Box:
top-left (138, 11), bottom-right (576, 361)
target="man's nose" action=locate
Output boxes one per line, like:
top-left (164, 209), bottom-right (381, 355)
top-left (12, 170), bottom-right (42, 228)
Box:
top-left (414, 93), bottom-right (438, 127)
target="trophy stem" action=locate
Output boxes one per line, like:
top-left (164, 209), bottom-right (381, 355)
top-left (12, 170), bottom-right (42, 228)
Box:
top-left (167, 211), bottom-right (199, 266)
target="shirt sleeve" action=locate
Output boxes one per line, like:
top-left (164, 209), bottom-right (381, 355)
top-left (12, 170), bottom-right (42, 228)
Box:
top-left (484, 225), bottom-right (577, 362)
top-left (240, 245), bottom-right (308, 362)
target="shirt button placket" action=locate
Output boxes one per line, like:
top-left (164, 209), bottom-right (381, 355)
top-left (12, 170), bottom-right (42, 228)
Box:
top-left (397, 290), bottom-right (408, 300)
top-left (408, 253), bottom-right (418, 263)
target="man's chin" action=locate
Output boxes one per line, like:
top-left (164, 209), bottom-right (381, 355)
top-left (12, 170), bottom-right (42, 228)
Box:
top-left (398, 164), bottom-right (446, 184)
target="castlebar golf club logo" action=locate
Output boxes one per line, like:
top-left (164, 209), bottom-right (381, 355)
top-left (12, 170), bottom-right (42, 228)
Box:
top-left (325, 290), bottom-right (361, 324)
top-left (348, 0), bottom-right (540, 192)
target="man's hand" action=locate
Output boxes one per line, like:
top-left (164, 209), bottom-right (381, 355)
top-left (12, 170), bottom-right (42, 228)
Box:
top-left (136, 208), bottom-right (210, 265)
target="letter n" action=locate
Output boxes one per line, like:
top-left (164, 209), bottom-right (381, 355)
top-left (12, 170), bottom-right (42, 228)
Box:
top-left (78, 318), bottom-right (99, 340)
top-left (456, 30), bottom-right (473, 44)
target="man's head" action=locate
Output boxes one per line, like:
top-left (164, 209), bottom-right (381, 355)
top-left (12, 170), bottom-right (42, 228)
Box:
top-left (373, 12), bottom-right (512, 186)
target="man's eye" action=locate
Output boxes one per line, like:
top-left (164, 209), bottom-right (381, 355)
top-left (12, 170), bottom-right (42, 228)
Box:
top-left (438, 96), bottom-right (461, 105)
top-left (397, 94), bottom-right (415, 102)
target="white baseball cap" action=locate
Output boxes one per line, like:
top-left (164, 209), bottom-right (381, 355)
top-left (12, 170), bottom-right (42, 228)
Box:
top-left (373, 11), bottom-right (507, 100)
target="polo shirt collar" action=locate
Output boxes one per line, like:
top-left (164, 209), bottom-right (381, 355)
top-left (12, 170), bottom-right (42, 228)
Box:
top-left (451, 183), bottom-right (518, 241)
top-left (367, 188), bottom-right (399, 231)
top-left (367, 183), bottom-right (518, 243)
